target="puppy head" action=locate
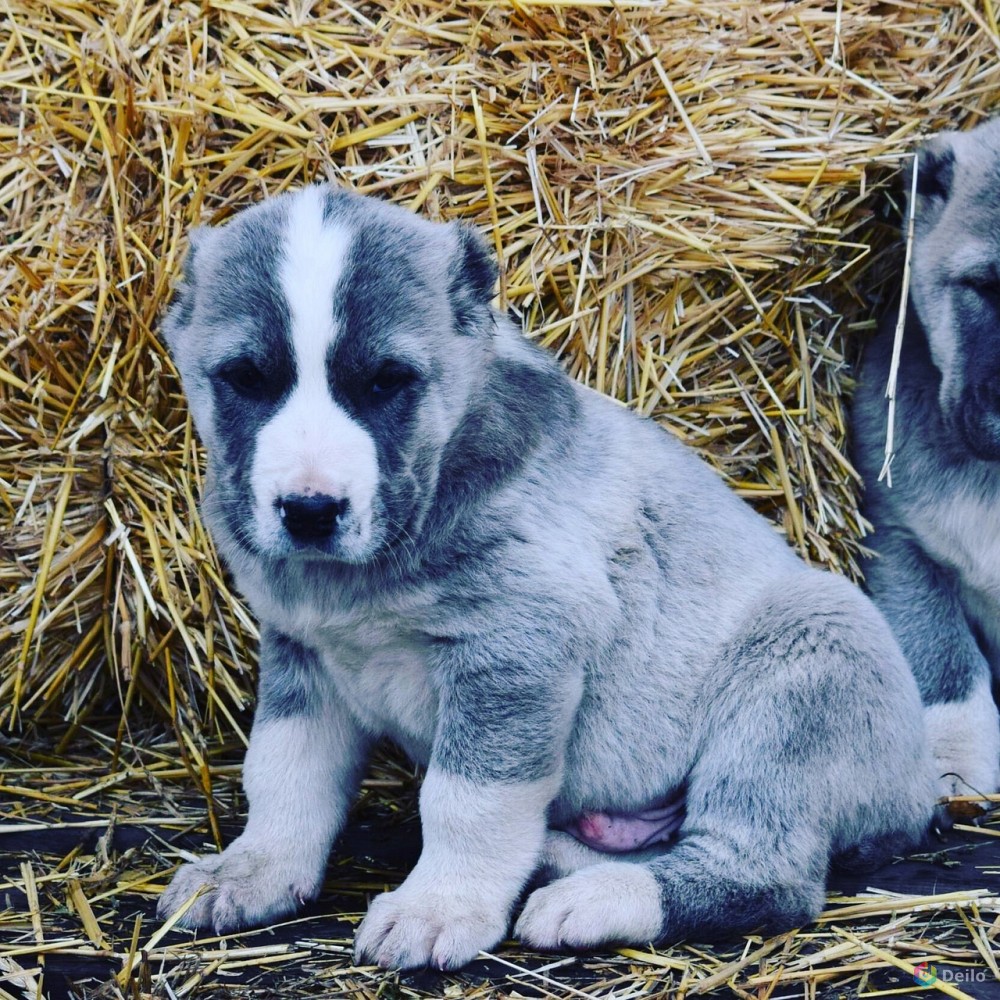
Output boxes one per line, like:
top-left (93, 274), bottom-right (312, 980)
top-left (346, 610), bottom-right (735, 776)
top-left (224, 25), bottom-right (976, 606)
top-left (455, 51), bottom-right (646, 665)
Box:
top-left (163, 185), bottom-right (498, 563)
top-left (906, 117), bottom-right (1000, 457)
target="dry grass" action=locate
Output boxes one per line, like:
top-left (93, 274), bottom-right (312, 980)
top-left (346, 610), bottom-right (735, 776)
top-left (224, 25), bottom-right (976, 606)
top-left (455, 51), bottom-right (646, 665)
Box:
top-left (3, 731), bottom-right (999, 999)
top-left (2, 0), bottom-right (1000, 997)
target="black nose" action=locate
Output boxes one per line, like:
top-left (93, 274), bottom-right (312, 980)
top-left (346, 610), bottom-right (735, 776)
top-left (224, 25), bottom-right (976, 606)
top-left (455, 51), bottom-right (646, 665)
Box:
top-left (278, 494), bottom-right (346, 543)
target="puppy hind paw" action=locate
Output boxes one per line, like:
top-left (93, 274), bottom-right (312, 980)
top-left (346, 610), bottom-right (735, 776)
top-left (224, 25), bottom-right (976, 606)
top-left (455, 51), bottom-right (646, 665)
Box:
top-left (515, 863), bottom-right (662, 950)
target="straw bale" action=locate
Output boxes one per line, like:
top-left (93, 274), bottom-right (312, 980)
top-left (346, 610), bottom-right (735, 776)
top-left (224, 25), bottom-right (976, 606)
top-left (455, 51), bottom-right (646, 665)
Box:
top-left (2, 1), bottom-right (1000, 764)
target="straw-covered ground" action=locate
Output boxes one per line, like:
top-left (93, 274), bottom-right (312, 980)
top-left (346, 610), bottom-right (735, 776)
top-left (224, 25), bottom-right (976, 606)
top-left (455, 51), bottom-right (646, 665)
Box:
top-left (2, 1), bottom-right (1000, 997)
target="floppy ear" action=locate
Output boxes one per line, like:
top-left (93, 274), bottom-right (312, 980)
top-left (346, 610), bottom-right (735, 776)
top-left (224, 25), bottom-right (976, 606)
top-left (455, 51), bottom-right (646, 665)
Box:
top-left (161, 226), bottom-right (212, 354)
top-left (448, 223), bottom-right (498, 334)
top-left (905, 133), bottom-right (956, 231)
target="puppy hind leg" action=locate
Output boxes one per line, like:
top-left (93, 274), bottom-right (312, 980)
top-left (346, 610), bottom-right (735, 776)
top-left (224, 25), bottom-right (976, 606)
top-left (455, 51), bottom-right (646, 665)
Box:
top-left (519, 766), bottom-right (830, 949)
top-left (521, 700), bottom-right (832, 948)
top-left (519, 572), bottom-right (936, 951)
top-left (519, 705), bottom-right (834, 949)
top-left (518, 817), bottom-right (827, 950)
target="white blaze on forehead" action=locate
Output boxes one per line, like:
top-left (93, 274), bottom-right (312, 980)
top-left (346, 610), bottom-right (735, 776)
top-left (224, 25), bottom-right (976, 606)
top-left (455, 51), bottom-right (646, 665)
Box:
top-left (281, 185), bottom-right (351, 363)
top-left (249, 187), bottom-right (381, 556)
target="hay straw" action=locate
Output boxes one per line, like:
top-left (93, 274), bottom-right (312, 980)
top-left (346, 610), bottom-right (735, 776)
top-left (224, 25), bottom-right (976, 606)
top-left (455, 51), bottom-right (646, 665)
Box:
top-left (878, 149), bottom-right (919, 486)
top-left (3, 0), bottom-right (1000, 997)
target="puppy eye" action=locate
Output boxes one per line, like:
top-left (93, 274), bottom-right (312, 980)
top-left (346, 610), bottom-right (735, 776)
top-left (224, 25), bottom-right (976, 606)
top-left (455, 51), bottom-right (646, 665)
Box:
top-left (369, 363), bottom-right (417, 398)
top-left (217, 357), bottom-right (268, 398)
top-left (959, 272), bottom-right (1000, 297)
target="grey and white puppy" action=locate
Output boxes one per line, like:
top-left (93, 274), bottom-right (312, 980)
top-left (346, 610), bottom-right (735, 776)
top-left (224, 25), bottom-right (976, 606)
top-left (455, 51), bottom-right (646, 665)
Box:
top-left (158, 184), bottom-right (934, 969)
top-left (854, 116), bottom-right (1000, 804)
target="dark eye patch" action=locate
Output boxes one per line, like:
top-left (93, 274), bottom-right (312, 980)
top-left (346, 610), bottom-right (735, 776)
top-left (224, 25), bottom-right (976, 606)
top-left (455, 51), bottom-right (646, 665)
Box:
top-left (957, 268), bottom-right (1000, 297)
top-left (214, 356), bottom-right (288, 403)
top-left (368, 360), bottom-right (420, 399)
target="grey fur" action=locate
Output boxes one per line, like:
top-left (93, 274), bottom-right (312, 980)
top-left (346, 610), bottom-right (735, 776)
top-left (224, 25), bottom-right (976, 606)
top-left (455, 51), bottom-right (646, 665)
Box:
top-left (853, 116), bottom-right (1000, 804)
top-left (255, 627), bottom-right (327, 724)
top-left (158, 184), bottom-right (935, 968)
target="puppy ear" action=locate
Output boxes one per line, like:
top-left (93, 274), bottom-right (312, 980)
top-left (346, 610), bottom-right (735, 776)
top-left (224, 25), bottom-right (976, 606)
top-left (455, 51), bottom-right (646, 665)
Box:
top-left (905, 134), bottom-right (956, 229)
top-left (449, 223), bottom-right (498, 334)
top-left (161, 226), bottom-right (212, 354)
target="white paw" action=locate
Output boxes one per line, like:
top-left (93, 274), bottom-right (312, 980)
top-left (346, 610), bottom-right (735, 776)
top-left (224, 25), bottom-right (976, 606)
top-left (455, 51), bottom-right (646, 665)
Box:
top-left (924, 694), bottom-right (1000, 800)
top-left (157, 838), bottom-right (323, 934)
top-left (354, 881), bottom-right (508, 970)
top-left (515, 862), bottom-right (662, 950)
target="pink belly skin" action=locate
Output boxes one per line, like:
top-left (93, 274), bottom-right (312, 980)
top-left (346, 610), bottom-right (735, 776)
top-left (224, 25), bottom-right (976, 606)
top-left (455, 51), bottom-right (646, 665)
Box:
top-left (564, 795), bottom-right (685, 853)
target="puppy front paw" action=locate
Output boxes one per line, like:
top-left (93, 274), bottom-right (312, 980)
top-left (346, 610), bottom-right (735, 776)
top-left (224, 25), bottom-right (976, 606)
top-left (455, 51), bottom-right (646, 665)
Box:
top-left (157, 839), bottom-right (323, 934)
top-left (354, 883), bottom-right (508, 970)
top-left (924, 695), bottom-right (1000, 826)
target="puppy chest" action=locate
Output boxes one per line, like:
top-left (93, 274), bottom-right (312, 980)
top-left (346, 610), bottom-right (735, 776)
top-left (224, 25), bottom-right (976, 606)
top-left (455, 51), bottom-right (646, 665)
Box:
top-left (319, 630), bottom-right (439, 762)
top-left (916, 494), bottom-right (1000, 600)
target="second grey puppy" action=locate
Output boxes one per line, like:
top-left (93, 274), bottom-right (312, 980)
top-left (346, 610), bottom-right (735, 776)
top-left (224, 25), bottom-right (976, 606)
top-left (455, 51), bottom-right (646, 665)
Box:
top-left (854, 116), bottom-right (1000, 804)
top-left (157, 185), bottom-right (934, 969)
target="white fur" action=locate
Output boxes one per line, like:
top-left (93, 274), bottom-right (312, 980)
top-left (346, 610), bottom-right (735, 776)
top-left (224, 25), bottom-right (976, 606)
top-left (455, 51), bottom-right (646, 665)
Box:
top-left (250, 194), bottom-right (381, 558)
top-left (924, 675), bottom-right (1000, 799)
top-left (913, 494), bottom-right (1000, 605)
top-left (515, 862), bottom-right (663, 948)
top-left (538, 829), bottom-right (663, 879)
top-left (315, 635), bottom-right (437, 765)
top-left (538, 829), bottom-right (609, 878)
top-left (281, 186), bottom-right (350, 356)
top-left (354, 769), bottom-right (560, 969)
top-left (244, 584), bottom-right (441, 766)
top-left (157, 709), bottom-right (363, 931)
